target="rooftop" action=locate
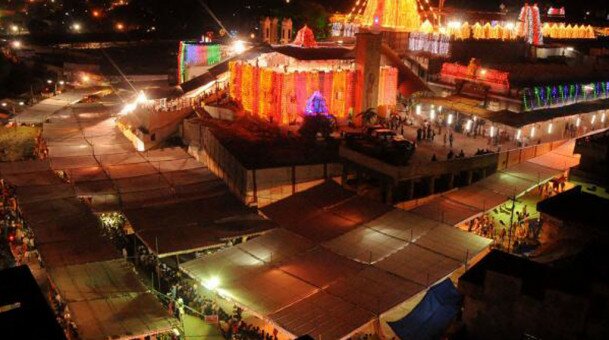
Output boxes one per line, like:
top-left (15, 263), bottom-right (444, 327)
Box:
top-left (537, 185), bottom-right (609, 230)
top-left (460, 250), bottom-right (592, 299)
top-left (194, 116), bottom-right (340, 169)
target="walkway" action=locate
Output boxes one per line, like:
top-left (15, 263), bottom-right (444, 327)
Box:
top-left (405, 138), bottom-right (582, 252)
top-left (12, 89), bottom-right (101, 125)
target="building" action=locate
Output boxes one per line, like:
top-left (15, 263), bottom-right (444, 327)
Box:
top-left (570, 129), bottom-right (609, 192)
top-left (459, 249), bottom-right (609, 340)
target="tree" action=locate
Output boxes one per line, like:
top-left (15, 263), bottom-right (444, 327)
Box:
top-left (357, 108), bottom-right (379, 126)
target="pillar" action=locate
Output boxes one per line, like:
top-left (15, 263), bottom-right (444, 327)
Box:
top-left (281, 18), bottom-right (293, 44)
top-left (354, 32), bottom-right (382, 125)
top-left (341, 163), bottom-right (349, 187)
top-left (447, 173), bottom-right (455, 189)
top-left (428, 176), bottom-right (436, 195)
top-left (261, 17), bottom-right (271, 43)
top-left (384, 180), bottom-right (394, 204)
top-left (270, 18), bottom-right (279, 44)
top-left (466, 170), bottom-right (474, 185)
top-left (407, 180), bottom-right (415, 200)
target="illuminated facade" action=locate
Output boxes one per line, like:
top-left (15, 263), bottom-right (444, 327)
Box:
top-left (360, 0), bottom-right (420, 31)
top-left (229, 53), bottom-right (397, 125)
top-left (177, 42), bottom-right (224, 83)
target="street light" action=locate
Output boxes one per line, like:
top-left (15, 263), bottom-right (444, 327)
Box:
top-left (202, 276), bottom-right (220, 291)
top-left (72, 23), bottom-right (82, 32)
top-left (10, 25), bottom-right (19, 33)
top-left (232, 40), bottom-right (246, 54)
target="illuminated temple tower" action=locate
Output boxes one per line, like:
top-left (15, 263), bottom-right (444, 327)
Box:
top-left (360, 0), bottom-right (421, 31)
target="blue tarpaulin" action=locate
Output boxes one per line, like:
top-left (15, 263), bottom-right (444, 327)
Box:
top-left (388, 278), bottom-right (462, 340)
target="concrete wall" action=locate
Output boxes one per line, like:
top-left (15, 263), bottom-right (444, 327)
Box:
top-left (203, 105), bottom-right (235, 121)
top-left (185, 122), bottom-right (342, 207)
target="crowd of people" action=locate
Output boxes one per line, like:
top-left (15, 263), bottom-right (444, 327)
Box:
top-left (1, 179), bottom-right (82, 338)
top-left (125, 237), bottom-right (275, 340)
top-left (49, 289), bottom-right (79, 339)
top-left (0, 179), bottom-right (39, 267)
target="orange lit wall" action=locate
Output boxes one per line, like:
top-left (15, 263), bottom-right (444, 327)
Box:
top-left (229, 60), bottom-right (397, 124)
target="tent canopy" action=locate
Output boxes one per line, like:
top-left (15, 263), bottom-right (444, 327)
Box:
top-left (388, 279), bottom-right (462, 340)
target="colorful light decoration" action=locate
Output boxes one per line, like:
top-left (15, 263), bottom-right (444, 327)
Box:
top-left (408, 32), bottom-right (450, 55)
top-left (228, 59), bottom-right (397, 124)
top-left (518, 4), bottom-right (543, 45)
top-left (305, 91), bottom-right (330, 115)
top-left (542, 23), bottom-right (595, 39)
top-left (441, 62), bottom-right (510, 93)
top-left (523, 81), bottom-right (609, 111)
top-left (292, 25), bottom-right (317, 47)
top-left (178, 41), bottom-right (222, 83)
top-left (360, 0), bottom-right (421, 31)
top-left (445, 21), bottom-right (518, 40)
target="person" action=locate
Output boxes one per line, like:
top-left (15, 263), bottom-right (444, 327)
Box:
top-left (447, 150), bottom-right (454, 160)
top-left (431, 154), bottom-right (437, 162)
top-left (416, 128), bottom-right (423, 141)
top-left (459, 149), bottom-right (465, 158)
top-left (443, 133), bottom-right (447, 147)
top-left (426, 124), bottom-right (432, 140)
top-left (449, 132), bottom-right (454, 148)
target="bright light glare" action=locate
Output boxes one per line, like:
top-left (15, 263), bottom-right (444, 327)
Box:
top-left (447, 113), bottom-right (453, 125)
top-left (505, 22), bottom-right (515, 30)
top-left (430, 109), bottom-right (436, 121)
top-left (415, 104), bottom-right (421, 115)
top-left (490, 126), bottom-right (495, 137)
top-left (548, 123), bottom-right (553, 134)
top-left (11, 40), bottom-right (21, 49)
top-left (232, 40), bottom-right (246, 54)
top-left (119, 102), bottom-right (137, 116)
top-left (136, 91), bottom-right (147, 103)
top-left (516, 129), bottom-right (522, 140)
top-left (81, 74), bottom-right (90, 82)
top-left (465, 119), bottom-right (472, 132)
top-left (202, 276), bottom-right (220, 290)
top-left (530, 127), bottom-right (536, 138)
top-left (576, 117), bottom-right (581, 127)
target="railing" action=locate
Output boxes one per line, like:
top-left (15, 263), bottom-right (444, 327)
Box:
top-left (340, 138), bottom-right (569, 182)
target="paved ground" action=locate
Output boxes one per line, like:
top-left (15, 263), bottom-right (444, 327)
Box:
top-left (182, 314), bottom-right (224, 340)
